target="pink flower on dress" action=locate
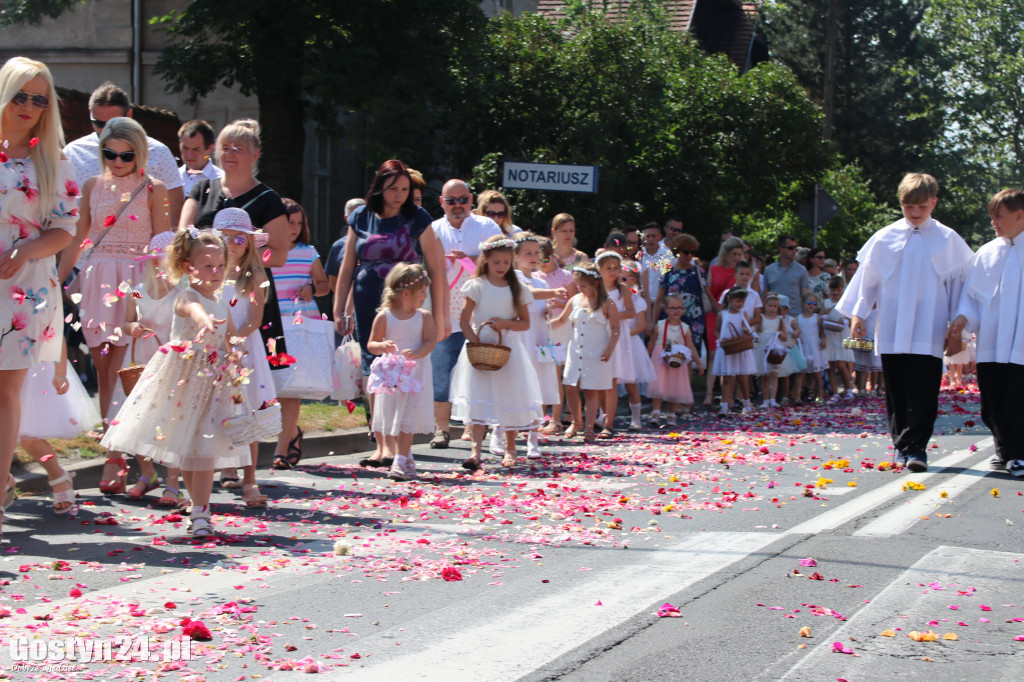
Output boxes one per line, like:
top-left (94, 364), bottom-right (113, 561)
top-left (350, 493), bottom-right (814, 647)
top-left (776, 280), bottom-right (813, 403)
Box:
top-left (11, 312), bottom-right (28, 331)
top-left (65, 179), bottom-right (80, 197)
top-left (41, 325), bottom-right (56, 342)
top-left (9, 286), bottom-right (26, 305)
top-left (19, 177), bottom-right (38, 201)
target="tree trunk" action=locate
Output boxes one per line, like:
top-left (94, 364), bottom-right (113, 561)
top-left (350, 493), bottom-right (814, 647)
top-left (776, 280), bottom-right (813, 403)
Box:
top-left (257, 82), bottom-right (306, 203)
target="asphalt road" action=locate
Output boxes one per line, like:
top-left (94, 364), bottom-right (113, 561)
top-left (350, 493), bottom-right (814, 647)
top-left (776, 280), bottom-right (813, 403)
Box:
top-left (1, 388), bottom-right (1021, 681)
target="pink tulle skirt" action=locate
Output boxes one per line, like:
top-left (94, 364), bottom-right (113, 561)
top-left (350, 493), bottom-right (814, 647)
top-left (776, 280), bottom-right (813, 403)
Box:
top-left (646, 347), bottom-right (693, 403)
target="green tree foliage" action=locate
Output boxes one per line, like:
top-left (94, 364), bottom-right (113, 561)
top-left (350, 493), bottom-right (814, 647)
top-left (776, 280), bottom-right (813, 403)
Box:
top-left (755, 1), bottom-right (942, 197)
top-left (733, 161), bottom-right (893, 260)
top-left (0, 0), bottom-right (82, 26)
top-left (917, 0), bottom-right (1024, 244)
top-left (458, 5), bottom-right (831, 255)
top-left (150, 0), bottom-right (485, 201)
top-left (923, 0), bottom-right (1024, 178)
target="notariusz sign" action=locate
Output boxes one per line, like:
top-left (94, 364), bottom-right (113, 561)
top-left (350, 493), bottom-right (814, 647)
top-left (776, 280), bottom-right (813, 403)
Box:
top-left (503, 162), bottom-right (599, 194)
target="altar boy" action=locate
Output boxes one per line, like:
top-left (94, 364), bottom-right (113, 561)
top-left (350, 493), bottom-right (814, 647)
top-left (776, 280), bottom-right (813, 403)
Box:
top-left (949, 188), bottom-right (1024, 475)
top-left (836, 173), bottom-right (973, 472)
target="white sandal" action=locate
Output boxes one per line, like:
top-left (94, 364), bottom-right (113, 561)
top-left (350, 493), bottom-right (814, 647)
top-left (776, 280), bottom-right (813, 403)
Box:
top-left (188, 508), bottom-right (213, 537)
top-left (48, 471), bottom-right (78, 516)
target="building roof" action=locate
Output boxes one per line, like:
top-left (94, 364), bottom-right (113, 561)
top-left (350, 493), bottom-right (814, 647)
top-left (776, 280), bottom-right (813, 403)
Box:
top-left (535, 0), bottom-right (696, 30)
top-left (56, 86), bottom-right (181, 153)
top-left (535, 0), bottom-right (762, 72)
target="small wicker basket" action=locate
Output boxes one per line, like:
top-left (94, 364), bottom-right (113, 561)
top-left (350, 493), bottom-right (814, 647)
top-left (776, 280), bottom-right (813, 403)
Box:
top-left (223, 397), bottom-right (283, 446)
top-left (466, 321), bottom-right (511, 371)
top-left (116, 332), bottom-right (160, 396)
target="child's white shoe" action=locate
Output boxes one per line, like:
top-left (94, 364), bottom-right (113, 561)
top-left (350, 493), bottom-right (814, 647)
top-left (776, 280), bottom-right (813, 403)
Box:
top-left (389, 455), bottom-right (415, 481)
top-left (489, 428), bottom-right (505, 456)
top-left (188, 507), bottom-right (213, 537)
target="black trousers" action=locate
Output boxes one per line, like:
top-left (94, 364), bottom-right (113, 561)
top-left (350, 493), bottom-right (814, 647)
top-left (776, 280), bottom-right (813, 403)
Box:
top-left (880, 354), bottom-right (943, 455)
top-left (977, 362), bottom-right (1024, 462)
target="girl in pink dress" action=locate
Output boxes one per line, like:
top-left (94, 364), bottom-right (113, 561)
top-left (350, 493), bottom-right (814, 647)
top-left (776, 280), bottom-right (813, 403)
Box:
top-left (647, 294), bottom-right (703, 425)
top-left (59, 117), bottom-right (171, 441)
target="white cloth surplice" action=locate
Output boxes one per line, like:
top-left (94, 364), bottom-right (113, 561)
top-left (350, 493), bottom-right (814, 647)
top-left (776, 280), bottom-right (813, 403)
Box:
top-left (835, 217), bottom-right (973, 358)
top-left (957, 236), bottom-right (1024, 365)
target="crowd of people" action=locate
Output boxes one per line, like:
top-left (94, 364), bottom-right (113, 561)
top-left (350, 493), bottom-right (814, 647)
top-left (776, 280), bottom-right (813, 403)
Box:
top-left (1, 55), bottom-right (1020, 541)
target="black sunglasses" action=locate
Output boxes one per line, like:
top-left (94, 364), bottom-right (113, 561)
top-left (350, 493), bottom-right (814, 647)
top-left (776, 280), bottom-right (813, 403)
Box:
top-left (675, 249), bottom-right (697, 256)
top-left (90, 118), bottom-right (109, 129)
top-left (11, 90), bottom-right (49, 110)
top-left (442, 196), bottom-right (471, 205)
top-left (102, 148), bottom-right (136, 163)
top-left (485, 210), bottom-right (506, 219)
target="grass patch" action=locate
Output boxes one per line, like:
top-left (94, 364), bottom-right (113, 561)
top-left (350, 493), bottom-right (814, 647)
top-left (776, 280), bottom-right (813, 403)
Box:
top-left (298, 400), bottom-right (367, 433)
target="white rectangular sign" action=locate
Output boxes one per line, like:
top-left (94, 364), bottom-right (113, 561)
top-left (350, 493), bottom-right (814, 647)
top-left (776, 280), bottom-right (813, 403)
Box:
top-left (503, 162), bottom-right (599, 194)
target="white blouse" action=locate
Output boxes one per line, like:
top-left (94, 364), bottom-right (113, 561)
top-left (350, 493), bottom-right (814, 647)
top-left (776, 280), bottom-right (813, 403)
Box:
top-left (957, 236), bottom-right (1024, 365)
top-left (836, 219), bottom-right (971, 358)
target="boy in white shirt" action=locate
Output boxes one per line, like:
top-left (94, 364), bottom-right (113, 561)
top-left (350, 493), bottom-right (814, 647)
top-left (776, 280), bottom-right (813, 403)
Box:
top-left (949, 188), bottom-right (1024, 475)
top-left (836, 173), bottom-right (973, 472)
top-left (718, 261), bottom-right (763, 327)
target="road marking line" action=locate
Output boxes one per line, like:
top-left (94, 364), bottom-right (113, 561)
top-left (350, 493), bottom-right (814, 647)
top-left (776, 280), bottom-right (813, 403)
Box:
top-left (854, 446), bottom-right (996, 537)
top-left (785, 437), bottom-right (993, 535)
top-left (339, 531), bottom-right (780, 681)
top-left (778, 545), bottom-right (1024, 680)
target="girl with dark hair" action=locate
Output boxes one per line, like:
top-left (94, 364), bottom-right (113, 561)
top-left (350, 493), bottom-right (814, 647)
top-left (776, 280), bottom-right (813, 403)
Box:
top-left (268, 198), bottom-right (329, 470)
top-left (333, 159), bottom-right (445, 467)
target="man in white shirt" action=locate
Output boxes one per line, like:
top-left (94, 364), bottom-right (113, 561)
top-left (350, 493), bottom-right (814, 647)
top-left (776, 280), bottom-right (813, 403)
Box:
top-left (837, 173), bottom-right (973, 473)
top-left (661, 216), bottom-right (684, 250)
top-left (63, 82), bottom-right (185, 225)
top-left (949, 188), bottom-right (1024, 475)
top-left (429, 179), bottom-right (503, 448)
top-left (178, 119), bottom-right (223, 197)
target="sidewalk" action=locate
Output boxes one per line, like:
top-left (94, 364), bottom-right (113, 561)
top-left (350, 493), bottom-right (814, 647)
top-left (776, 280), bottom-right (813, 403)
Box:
top-left (13, 426), bottom-right (468, 496)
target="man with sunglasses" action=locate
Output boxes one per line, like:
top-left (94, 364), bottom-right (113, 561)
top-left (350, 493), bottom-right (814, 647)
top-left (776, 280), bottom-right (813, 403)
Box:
top-left (763, 234), bottom-right (810, 305)
top-left (63, 82), bottom-right (184, 225)
top-left (428, 179), bottom-right (502, 449)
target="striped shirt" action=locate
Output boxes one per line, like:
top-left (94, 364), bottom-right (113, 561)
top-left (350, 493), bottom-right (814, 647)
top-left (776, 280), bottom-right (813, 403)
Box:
top-left (272, 244), bottom-right (321, 319)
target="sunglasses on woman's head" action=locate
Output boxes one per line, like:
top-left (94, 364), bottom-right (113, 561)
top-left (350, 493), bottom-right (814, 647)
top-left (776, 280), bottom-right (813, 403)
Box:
top-left (102, 148), bottom-right (136, 163)
top-left (11, 90), bottom-right (49, 109)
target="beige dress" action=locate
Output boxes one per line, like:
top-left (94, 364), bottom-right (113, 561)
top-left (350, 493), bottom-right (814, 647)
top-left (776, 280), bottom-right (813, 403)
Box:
top-left (101, 287), bottom-right (248, 471)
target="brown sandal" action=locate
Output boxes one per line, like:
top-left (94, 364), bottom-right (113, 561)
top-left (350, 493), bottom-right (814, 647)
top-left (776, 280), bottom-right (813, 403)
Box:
top-left (583, 428), bottom-right (596, 443)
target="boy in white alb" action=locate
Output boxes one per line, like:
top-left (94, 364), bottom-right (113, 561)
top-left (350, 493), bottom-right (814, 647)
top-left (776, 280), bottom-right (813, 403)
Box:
top-left (836, 173), bottom-right (973, 472)
top-left (949, 189), bottom-right (1024, 475)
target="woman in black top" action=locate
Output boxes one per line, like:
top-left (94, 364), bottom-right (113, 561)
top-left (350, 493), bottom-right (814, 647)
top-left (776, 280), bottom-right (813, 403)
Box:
top-left (178, 119), bottom-right (297, 471)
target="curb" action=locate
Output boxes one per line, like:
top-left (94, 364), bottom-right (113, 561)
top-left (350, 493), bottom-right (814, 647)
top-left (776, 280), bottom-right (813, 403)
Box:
top-left (14, 426), bottom-right (468, 497)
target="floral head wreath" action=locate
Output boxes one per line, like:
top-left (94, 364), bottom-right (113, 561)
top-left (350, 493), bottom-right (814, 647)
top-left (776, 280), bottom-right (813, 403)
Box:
top-left (186, 225), bottom-right (222, 240)
top-left (394, 270), bottom-right (429, 290)
top-left (513, 235), bottom-right (539, 244)
top-left (620, 264), bottom-right (639, 274)
top-left (481, 238), bottom-right (516, 252)
top-left (595, 251), bottom-right (623, 263)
